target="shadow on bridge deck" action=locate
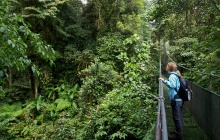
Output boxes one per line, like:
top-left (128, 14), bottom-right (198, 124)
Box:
top-left (163, 84), bottom-right (210, 140)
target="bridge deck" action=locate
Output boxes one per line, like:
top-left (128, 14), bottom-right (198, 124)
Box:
top-left (163, 84), bottom-right (209, 140)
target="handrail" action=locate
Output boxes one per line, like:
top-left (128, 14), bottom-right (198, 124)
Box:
top-left (155, 55), bottom-right (168, 140)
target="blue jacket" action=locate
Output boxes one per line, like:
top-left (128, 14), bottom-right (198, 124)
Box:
top-left (162, 71), bottom-right (182, 101)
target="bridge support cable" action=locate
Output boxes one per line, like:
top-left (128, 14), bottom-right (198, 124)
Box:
top-left (163, 44), bottom-right (220, 91)
top-left (155, 53), bottom-right (168, 140)
top-left (164, 46), bottom-right (220, 78)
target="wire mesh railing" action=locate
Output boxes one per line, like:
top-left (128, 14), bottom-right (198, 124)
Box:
top-left (186, 81), bottom-right (220, 140)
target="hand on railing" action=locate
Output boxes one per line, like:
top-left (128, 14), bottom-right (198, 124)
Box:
top-left (158, 78), bottom-right (164, 81)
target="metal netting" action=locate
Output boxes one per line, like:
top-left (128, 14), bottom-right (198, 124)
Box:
top-left (185, 82), bottom-right (220, 140)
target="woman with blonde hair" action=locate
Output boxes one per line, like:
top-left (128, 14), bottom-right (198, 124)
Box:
top-left (159, 62), bottom-right (183, 140)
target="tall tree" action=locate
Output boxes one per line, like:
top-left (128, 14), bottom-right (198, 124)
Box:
top-left (151, 0), bottom-right (220, 93)
top-left (0, 0), bottom-right (58, 98)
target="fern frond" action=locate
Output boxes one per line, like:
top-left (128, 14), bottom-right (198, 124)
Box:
top-left (24, 7), bottom-right (42, 14)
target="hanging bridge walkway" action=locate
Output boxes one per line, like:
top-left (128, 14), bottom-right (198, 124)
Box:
top-left (155, 54), bottom-right (220, 140)
top-left (164, 83), bottom-right (209, 140)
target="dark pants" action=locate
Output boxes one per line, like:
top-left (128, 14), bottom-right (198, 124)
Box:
top-left (171, 101), bottom-right (184, 134)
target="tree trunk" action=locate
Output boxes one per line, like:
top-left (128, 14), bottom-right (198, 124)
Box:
top-left (29, 66), bottom-right (39, 98)
top-left (8, 67), bottom-right (12, 87)
top-left (97, 8), bottom-right (101, 29)
top-left (186, 11), bottom-right (188, 26)
top-left (34, 78), bottom-right (38, 98)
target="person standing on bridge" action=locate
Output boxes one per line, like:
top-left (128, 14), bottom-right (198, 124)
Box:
top-left (159, 62), bottom-right (183, 140)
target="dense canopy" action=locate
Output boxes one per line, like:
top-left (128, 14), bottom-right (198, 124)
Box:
top-left (0, 0), bottom-right (219, 139)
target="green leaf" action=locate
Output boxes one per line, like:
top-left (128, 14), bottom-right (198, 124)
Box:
top-left (8, 40), bottom-right (12, 45)
top-left (95, 131), bottom-right (107, 139)
top-left (37, 95), bottom-right (42, 111)
top-left (0, 71), bottom-right (4, 78)
top-left (0, 27), bottom-right (5, 32)
top-left (19, 26), bottom-right (25, 31)
top-left (31, 65), bottom-right (36, 73)
top-left (55, 99), bottom-right (71, 111)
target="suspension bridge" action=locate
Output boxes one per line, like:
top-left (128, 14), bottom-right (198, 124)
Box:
top-left (155, 50), bottom-right (220, 140)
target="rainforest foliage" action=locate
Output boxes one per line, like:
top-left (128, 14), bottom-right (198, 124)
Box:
top-left (1, 0), bottom-right (220, 139)
top-left (0, 0), bottom-right (158, 139)
top-left (151, 0), bottom-right (220, 93)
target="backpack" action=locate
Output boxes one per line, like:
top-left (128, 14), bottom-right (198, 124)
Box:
top-left (172, 74), bottom-right (193, 101)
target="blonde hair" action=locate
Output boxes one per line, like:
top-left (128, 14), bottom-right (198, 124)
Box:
top-left (167, 62), bottom-right (182, 78)
top-left (167, 62), bottom-right (177, 71)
